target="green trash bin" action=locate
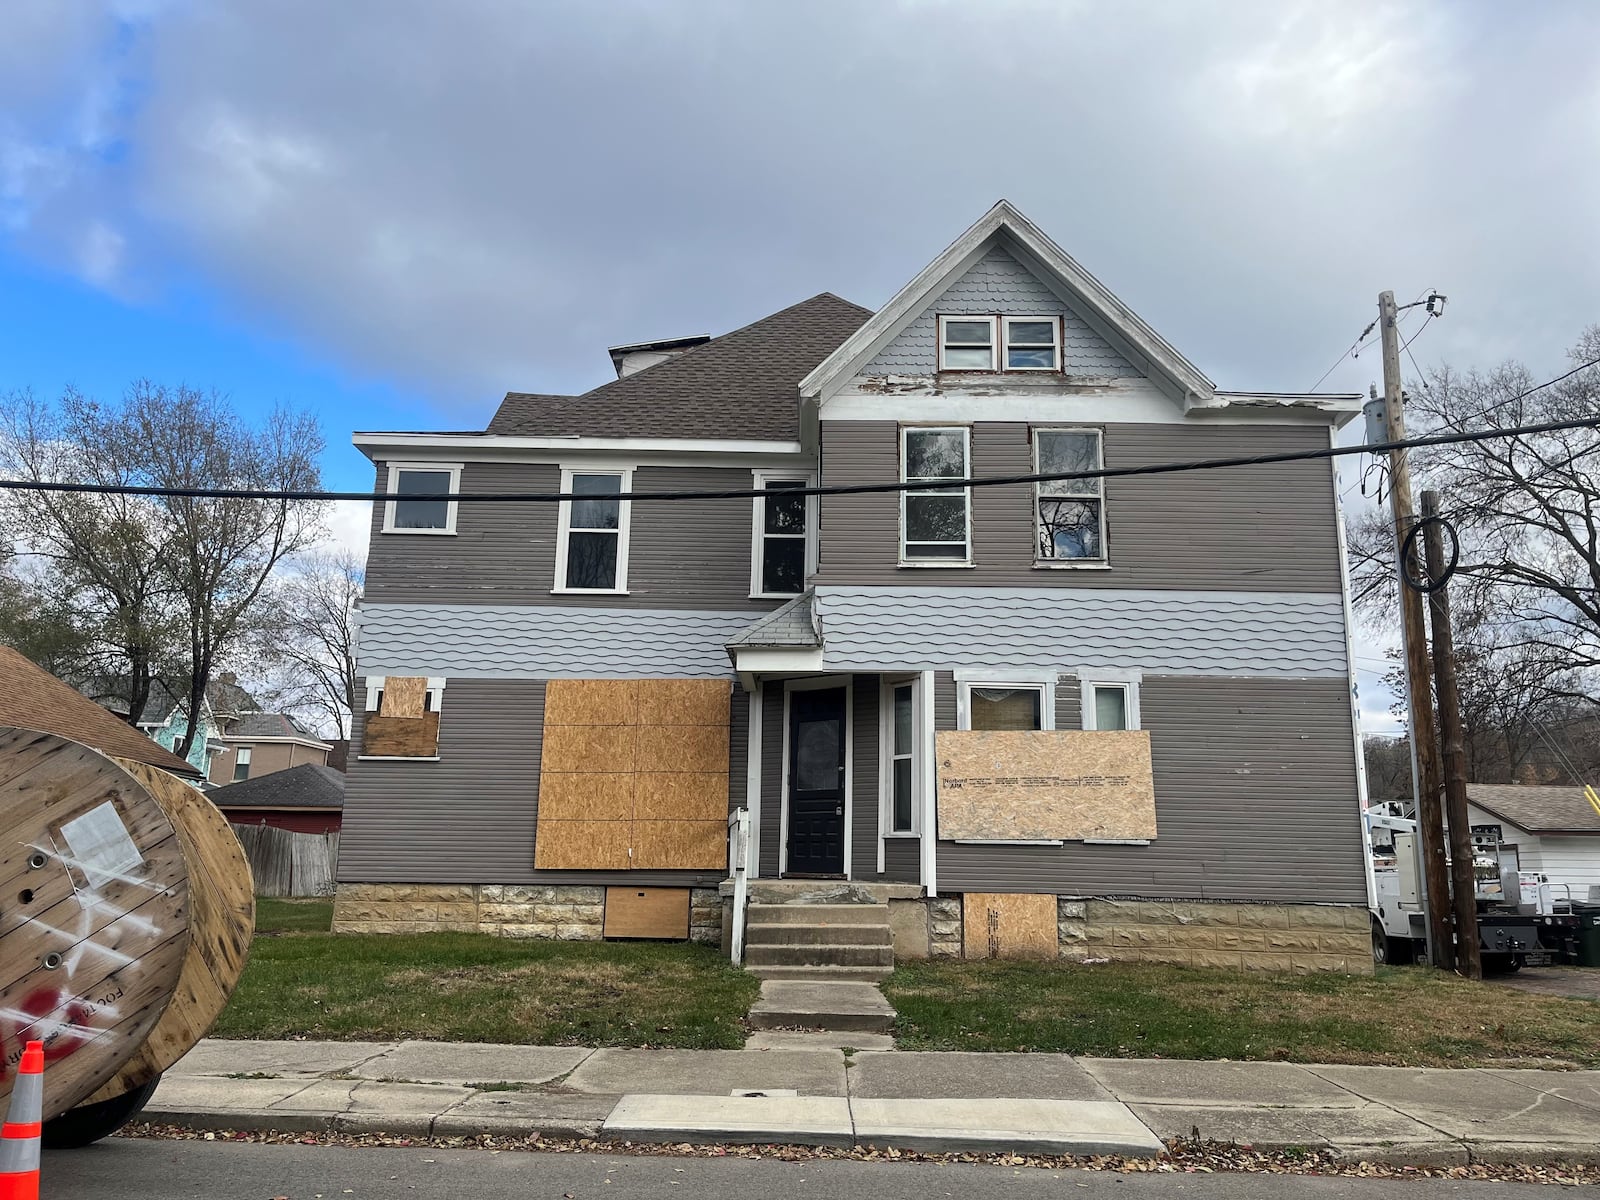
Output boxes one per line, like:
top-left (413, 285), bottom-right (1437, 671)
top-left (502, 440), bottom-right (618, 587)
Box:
top-left (1578, 911), bottom-right (1600, 968)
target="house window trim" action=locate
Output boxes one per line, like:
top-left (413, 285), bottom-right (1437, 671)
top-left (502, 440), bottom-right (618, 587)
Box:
top-left (382, 462), bottom-right (463, 536)
top-left (232, 746), bottom-right (252, 782)
top-left (937, 314), bottom-right (998, 372)
top-left (1076, 669), bottom-right (1142, 731)
top-left (899, 425), bottom-right (973, 566)
top-left (954, 670), bottom-right (1057, 732)
top-left (364, 676), bottom-right (447, 714)
top-left (1003, 316), bottom-right (1063, 372)
top-left (749, 470), bottom-right (816, 599)
top-left (879, 675), bottom-right (922, 843)
top-left (552, 465), bottom-right (634, 595)
top-left (1032, 426), bottom-right (1110, 568)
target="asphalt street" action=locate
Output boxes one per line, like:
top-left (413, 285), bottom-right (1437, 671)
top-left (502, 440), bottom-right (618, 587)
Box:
top-left (43, 1139), bottom-right (1562, 1199)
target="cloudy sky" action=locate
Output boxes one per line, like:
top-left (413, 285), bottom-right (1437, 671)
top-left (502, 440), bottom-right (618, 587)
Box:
top-left (4, 1), bottom-right (1598, 730)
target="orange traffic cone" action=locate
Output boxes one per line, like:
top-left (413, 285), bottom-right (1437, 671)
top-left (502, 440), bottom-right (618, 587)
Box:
top-left (0, 1040), bottom-right (43, 1200)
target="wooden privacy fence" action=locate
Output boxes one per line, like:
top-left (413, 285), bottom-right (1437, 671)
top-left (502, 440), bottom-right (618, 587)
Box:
top-left (229, 823), bottom-right (340, 897)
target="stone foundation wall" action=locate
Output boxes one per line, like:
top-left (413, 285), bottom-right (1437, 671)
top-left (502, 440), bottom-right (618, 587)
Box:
top-left (334, 883), bottom-right (723, 942)
top-left (1056, 897), bottom-right (1372, 975)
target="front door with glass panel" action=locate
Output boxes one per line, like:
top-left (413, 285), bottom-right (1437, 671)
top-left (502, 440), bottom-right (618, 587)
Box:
top-left (786, 687), bottom-right (847, 876)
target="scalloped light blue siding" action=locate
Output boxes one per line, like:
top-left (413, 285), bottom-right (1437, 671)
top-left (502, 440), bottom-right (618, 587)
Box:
top-left (812, 585), bottom-right (1348, 677)
top-left (862, 245), bottom-right (1141, 377)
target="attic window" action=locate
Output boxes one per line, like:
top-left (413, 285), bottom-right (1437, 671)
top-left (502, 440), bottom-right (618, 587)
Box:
top-left (1005, 318), bottom-right (1060, 370)
top-left (938, 316), bottom-right (996, 371)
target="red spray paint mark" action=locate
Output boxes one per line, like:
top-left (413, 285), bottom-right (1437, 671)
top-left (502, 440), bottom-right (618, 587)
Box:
top-left (0, 986), bottom-right (105, 1081)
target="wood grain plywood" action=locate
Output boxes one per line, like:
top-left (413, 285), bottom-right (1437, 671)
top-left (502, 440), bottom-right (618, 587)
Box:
top-left (363, 712), bottom-right (441, 757)
top-left (962, 893), bottom-right (1058, 960)
top-left (381, 675), bottom-right (428, 718)
top-left (633, 773), bottom-right (728, 822)
top-left (630, 820), bottom-right (726, 870)
top-left (536, 772), bottom-right (634, 823)
top-left (540, 724), bottom-right (637, 774)
top-left (86, 759), bottom-right (254, 1103)
top-left (603, 887), bottom-right (690, 939)
top-left (533, 820), bottom-right (632, 871)
top-left (635, 679), bottom-right (730, 728)
top-left (935, 730), bottom-right (1156, 842)
top-left (544, 679), bottom-right (638, 727)
top-left (635, 724), bottom-right (728, 774)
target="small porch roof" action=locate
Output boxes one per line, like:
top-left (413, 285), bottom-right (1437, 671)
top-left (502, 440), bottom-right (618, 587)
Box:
top-left (726, 590), bottom-right (824, 688)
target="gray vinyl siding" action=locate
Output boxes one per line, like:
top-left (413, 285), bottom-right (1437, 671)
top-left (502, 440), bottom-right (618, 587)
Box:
top-left (817, 421), bottom-right (1342, 593)
top-left (934, 676), bottom-right (1366, 904)
top-left (862, 245), bottom-right (1139, 378)
top-left (850, 674), bottom-right (879, 881)
top-left (1056, 675), bottom-right (1082, 728)
top-left (759, 683), bottom-right (784, 877)
top-left (883, 838), bottom-right (921, 883)
top-left (367, 460), bottom-right (782, 611)
top-left (340, 678), bottom-right (745, 887)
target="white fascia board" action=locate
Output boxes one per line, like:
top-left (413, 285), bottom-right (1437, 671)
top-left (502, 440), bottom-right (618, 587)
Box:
top-left (729, 646), bottom-right (825, 674)
top-left (800, 199), bottom-right (1215, 405)
top-left (353, 432), bottom-right (807, 464)
top-left (1195, 392), bottom-right (1365, 427)
top-left (217, 734), bottom-right (335, 750)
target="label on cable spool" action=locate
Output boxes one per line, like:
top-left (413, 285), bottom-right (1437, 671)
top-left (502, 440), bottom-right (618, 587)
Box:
top-left (58, 801), bottom-right (145, 890)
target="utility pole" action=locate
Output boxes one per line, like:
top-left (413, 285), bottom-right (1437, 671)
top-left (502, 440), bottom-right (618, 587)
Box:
top-left (1422, 489), bottom-right (1483, 980)
top-left (1378, 289), bottom-right (1453, 970)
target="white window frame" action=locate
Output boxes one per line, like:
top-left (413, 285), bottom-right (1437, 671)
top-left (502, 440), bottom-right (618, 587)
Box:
top-left (1077, 670), bottom-right (1142, 731)
top-left (954, 670), bottom-right (1057, 731)
top-left (749, 470), bottom-right (816, 599)
top-left (937, 315), bottom-right (997, 372)
top-left (879, 675), bottom-right (922, 841)
top-left (1003, 316), bottom-right (1062, 372)
top-left (382, 461), bottom-right (462, 535)
top-left (899, 425), bottom-right (973, 566)
top-left (1033, 427), bottom-right (1110, 568)
top-left (553, 465), bottom-right (633, 595)
top-left (363, 676), bottom-right (447, 714)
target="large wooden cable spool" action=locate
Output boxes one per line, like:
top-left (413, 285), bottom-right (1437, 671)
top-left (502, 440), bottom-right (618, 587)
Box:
top-left (0, 728), bottom-right (191, 1122)
top-left (83, 758), bottom-right (254, 1104)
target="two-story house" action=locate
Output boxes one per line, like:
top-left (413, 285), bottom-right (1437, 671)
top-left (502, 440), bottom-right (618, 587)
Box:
top-left (337, 202), bottom-right (1372, 972)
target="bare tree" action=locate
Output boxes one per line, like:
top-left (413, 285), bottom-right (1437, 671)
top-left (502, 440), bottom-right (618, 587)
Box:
top-left (250, 548), bottom-right (364, 735)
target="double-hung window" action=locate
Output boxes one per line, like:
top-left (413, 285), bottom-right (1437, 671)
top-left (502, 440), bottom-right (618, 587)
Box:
top-left (958, 680), bottom-right (1051, 731)
top-left (938, 316), bottom-right (996, 370)
top-left (1080, 675), bottom-right (1140, 731)
top-left (556, 468), bottom-right (631, 592)
top-left (232, 746), bottom-right (252, 782)
top-left (752, 474), bottom-right (810, 597)
top-left (383, 463), bottom-right (461, 534)
top-left (901, 427), bottom-right (970, 562)
top-left (882, 680), bottom-right (919, 835)
top-left (1034, 429), bottom-right (1106, 563)
top-left (1004, 318), bottom-right (1060, 370)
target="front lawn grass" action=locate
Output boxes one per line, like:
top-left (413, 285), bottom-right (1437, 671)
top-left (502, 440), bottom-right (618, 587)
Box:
top-left (217, 917), bottom-right (759, 1048)
top-left (254, 897), bottom-right (334, 934)
top-left (884, 960), bottom-right (1600, 1068)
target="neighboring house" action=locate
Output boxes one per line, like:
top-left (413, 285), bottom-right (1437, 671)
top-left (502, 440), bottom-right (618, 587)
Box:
top-left (209, 762), bottom-right (345, 835)
top-left (338, 201), bottom-right (1369, 972)
top-left (0, 646), bottom-right (203, 779)
top-left (1466, 783), bottom-right (1600, 904)
top-left (207, 712), bottom-right (335, 787)
top-left (132, 674), bottom-right (260, 776)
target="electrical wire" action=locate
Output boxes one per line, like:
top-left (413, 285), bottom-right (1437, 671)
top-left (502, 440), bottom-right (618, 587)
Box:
top-left (3, 361), bottom-right (1597, 506)
top-left (1304, 290), bottom-right (1433, 394)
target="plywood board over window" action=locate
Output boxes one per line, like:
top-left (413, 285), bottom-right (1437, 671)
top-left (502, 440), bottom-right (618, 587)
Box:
top-left (534, 679), bottom-right (731, 872)
top-left (382, 675), bottom-right (429, 718)
top-left (936, 729), bottom-right (1156, 842)
top-left (963, 893), bottom-right (1058, 960)
top-left (363, 675), bottom-right (441, 757)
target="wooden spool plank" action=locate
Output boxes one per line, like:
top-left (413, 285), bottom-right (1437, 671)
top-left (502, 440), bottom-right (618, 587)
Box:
top-left (0, 728), bottom-right (190, 1122)
top-left (84, 759), bottom-right (254, 1104)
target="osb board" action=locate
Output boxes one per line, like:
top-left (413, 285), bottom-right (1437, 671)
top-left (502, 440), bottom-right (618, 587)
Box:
top-left (543, 679), bottom-right (638, 727)
top-left (635, 680), bottom-right (731, 728)
top-left (536, 772), bottom-right (635, 823)
top-left (636, 724), bottom-right (729, 774)
top-left (533, 820), bottom-right (632, 871)
top-left (630, 821), bottom-right (726, 870)
top-left (540, 724), bottom-right (637, 774)
top-left (86, 759), bottom-right (254, 1104)
top-left (962, 893), bottom-right (1058, 960)
top-left (603, 887), bottom-right (690, 939)
top-left (363, 712), bottom-right (440, 758)
top-left (634, 773), bottom-right (728, 822)
top-left (381, 675), bottom-right (428, 718)
top-left (935, 730), bottom-right (1156, 842)
top-left (0, 727), bottom-right (191, 1122)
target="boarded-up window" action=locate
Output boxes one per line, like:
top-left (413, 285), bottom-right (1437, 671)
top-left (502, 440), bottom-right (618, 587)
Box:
top-left (535, 679), bottom-right (731, 871)
top-left (363, 675), bottom-right (443, 757)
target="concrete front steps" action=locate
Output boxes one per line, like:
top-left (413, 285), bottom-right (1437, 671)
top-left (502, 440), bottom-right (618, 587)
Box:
top-left (742, 901), bottom-right (893, 982)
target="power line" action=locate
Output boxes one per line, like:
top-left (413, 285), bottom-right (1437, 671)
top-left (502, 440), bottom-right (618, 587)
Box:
top-left (1305, 290), bottom-right (1433, 394)
top-left (2, 363), bottom-right (1597, 506)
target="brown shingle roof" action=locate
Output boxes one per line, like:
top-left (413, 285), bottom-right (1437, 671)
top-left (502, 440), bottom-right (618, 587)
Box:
top-left (1468, 783), bottom-right (1600, 835)
top-left (488, 293), bottom-right (872, 441)
top-left (0, 646), bottom-right (204, 778)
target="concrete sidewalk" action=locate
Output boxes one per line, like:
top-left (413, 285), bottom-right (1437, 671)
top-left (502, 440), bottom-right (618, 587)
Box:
top-left (141, 1039), bottom-right (1600, 1166)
